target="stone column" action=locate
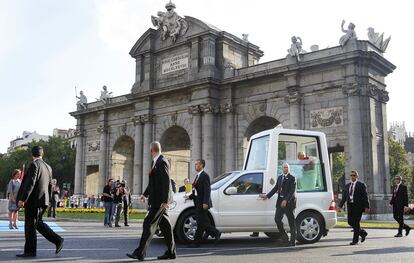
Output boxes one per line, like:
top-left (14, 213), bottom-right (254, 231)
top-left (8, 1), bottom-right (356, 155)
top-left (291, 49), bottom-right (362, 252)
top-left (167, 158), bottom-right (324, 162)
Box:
top-left (221, 103), bottom-right (235, 172)
top-left (284, 87), bottom-right (301, 129)
top-left (342, 84), bottom-right (365, 181)
top-left (132, 116), bottom-right (144, 195)
top-left (97, 123), bottom-right (108, 195)
top-left (141, 114), bottom-right (153, 192)
top-left (379, 90), bottom-right (391, 195)
top-left (188, 105), bottom-right (202, 180)
top-left (201, 103), bottom-right (217, 177)
top-left (73, 118), bottom-right (84, 195)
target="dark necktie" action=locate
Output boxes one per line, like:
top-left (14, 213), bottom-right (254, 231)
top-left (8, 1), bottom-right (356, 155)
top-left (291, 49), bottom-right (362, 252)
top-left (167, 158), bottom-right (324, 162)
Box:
top-left (193, 174), bottom-right (199, 187)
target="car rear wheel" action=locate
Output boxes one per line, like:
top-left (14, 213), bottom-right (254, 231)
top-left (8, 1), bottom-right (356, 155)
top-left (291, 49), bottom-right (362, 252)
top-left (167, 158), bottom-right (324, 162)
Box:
top-left (176, 209), bottom-right (197, 244)
top-left (296, 211), bottom-right (324, 244)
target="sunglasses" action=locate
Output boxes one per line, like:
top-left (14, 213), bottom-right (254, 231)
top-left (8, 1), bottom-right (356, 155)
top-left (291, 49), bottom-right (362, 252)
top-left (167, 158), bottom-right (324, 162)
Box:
top-left (350, 174), bottom-right (357, 177)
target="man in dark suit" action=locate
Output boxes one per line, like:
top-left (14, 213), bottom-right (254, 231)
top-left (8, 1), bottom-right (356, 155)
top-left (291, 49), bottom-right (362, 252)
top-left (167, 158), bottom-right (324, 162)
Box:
top-left (260, 162), bottom-right (297, 246)
top-left (338, 170), bottom-right (370, 245)
top-left (388, 175), bottom-right (411, 237)
top-left (16, 146), bottom-right (64, 258)
top-left (185, 159), bottom-right (221, 248)
top-left (127, 141), bottom-right (176, 261)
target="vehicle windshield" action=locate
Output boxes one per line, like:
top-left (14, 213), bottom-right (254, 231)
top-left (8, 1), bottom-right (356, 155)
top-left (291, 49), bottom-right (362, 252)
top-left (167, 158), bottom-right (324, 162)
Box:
top-left (211, 171), bottom-right (240, 190)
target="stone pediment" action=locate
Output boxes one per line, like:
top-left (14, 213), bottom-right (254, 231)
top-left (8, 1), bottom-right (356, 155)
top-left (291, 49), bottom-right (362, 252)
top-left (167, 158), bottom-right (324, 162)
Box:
top-left (129, 16), bottom-right (222, 58)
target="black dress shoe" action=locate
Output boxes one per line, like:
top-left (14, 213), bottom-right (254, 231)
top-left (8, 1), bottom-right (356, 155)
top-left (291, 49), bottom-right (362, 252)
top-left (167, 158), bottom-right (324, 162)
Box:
top-left (360, 232), bottom-right (368, 243)
top-left (126, 253), bottom-right (144, 261)
top-left (349, 241), bottom-right (358, 245)
top-left (157, 252), bottom-right (176, 260)
top-left (250, 232), bottom-right (259, 237)
top-left (214, 232), bottom-right (221, 244)
top-left (115, 224), bottom-right (121, 227)
top-left (56, 238), bottom-right (64, 254)
top-left (16, 253), bottom-right (36, 258)
top-left (124, 224), bottom-right (130, 227)
top-left (406, 227), bottom-right (411, 236)
top-left (394, 233), bottom-right (403, 237)
top-left (187, 243), bottom-right (200, 248)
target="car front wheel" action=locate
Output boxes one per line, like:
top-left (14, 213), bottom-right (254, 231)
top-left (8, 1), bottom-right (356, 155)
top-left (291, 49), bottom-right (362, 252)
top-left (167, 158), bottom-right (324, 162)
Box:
top-left (296, 211), bottom-right (324, 244)
top-left (176, 209), bottom-right (198, 244)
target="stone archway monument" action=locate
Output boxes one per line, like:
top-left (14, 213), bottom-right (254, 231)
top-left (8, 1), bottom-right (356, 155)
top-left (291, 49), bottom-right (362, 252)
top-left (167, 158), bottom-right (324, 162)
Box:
top-left (71, 2), bottom-right (395, 214)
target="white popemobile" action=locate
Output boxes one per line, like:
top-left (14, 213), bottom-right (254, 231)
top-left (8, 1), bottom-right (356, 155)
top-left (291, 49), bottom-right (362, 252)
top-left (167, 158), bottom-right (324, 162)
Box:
top-left (168, 128), bottom-right (337, 244)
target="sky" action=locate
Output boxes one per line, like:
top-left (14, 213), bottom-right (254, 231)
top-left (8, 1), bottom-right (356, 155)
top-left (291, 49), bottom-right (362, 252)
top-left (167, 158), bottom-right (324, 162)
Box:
top-left (0, 0), bottom-right (413, 153)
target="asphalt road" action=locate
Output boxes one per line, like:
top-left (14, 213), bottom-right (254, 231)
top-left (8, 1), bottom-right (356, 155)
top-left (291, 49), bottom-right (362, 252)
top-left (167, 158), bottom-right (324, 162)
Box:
top-left (0, 221), bottom-right (413, 263)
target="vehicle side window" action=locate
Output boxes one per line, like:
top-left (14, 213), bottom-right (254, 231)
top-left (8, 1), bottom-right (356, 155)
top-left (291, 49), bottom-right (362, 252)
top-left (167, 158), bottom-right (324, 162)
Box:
top-left (245, 136), bottom-right (269, 170)
top-left (277, 134), bottom-right (326, 192)
top-left (228, 173), bottom-right (263, 195)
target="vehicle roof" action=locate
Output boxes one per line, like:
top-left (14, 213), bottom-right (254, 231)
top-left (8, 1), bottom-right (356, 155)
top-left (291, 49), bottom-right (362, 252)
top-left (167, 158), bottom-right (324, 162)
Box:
top-left (250, 128), bottom-right (326, 139)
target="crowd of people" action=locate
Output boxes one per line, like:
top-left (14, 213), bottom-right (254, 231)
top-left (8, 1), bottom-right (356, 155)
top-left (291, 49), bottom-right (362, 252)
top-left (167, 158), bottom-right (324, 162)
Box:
top-left (102, 179), bottom-right (132, 227)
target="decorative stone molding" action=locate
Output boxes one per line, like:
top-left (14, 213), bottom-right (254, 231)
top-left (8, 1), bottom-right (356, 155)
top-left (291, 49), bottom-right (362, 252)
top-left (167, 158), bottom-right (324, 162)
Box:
top-left (310, 107), bottom-right (344, 128)
top-left (379, 90), bottom-right (389, 103)
top-left (141, 114), bottom-right (153, 123)
top-left (97, 125), bottom-right (107, 133)
top-left (368, 84), bottom-right (379, 96)
top-left (200, 103), bottom-right (219, 114)
top-left (284, 87), bottom-right (301, 104)
top-left (121, 123), bottom-right (127, 135)
top-left (188, 105), bottom-right (201, 115)
top-left (220, 103), bottom-right (234, 114)
top-left (88, 141), bottom-right (100, 152)
top-left (74, 129), bottom-right (84, 137)
top-left (171, 112), bottom-right (178, 124)
top-left (342, 83), bottom-right (361, 96)
top-left (132, 116), bottom-right (144, 126)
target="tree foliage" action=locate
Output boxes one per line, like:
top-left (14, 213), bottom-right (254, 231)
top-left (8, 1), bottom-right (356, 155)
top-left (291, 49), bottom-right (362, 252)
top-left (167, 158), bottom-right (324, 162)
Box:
top-left (388, 136), bottom-right (414, 200)
top-left (0, 136), bottom-right (75, 198)
top-left (332, 152), bottom-right (345, 192)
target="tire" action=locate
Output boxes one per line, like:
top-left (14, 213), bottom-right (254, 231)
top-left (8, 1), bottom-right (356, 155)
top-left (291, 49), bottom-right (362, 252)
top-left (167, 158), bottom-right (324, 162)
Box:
top-left (296, 211), bottom-right (324, 244)
top-left (175, 209), bottom-right (198, 244)
top-left (264, 232), bottom-right (283, 240)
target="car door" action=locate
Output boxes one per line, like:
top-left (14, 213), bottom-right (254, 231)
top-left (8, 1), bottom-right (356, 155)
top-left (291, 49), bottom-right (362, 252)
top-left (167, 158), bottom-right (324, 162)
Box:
top-left (218, 172), bottom-right (267, 228)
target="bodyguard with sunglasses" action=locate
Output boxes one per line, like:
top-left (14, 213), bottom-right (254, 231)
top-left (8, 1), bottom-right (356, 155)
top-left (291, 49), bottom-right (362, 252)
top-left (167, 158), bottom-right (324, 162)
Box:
top-left (338, 170), bottom-right (370, 245)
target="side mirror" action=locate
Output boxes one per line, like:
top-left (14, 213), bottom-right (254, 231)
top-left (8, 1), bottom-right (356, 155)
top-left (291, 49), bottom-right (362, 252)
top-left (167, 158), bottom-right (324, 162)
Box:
top-left (225, 186), bottom-right (238, 195)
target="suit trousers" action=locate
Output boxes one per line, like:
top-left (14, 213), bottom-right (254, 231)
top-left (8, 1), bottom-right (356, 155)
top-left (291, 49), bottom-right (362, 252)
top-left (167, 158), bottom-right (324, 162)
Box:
top-left (274, 204), bottom-right (296, 242)
top-left (123, 201), bottom-right (129, 225)
top-left (24, 206), bottom-right (62, 254)
top-left (133, 207), bottom-right (175, 257)
top-left (194, 206), bottom-right (219, 244)
top-left (347, 203), bottom-right (366, 242)
top-left (393, 206), bottom-right (410, 234)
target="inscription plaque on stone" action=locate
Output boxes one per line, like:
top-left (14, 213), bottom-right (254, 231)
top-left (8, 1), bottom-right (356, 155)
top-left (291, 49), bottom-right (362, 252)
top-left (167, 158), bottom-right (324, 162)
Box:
top-left (161, 53), bottom-right (189, 74)
top-left (310, 107), bottom-right (343, 128)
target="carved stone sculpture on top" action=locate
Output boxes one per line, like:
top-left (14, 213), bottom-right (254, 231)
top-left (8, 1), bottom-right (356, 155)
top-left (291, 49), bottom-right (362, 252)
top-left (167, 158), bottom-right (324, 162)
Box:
top-left (339, 19), bottom-right (357, 46)
top-left (287, 36), bottom-right (306, 62)
top-left (367, 27), bottom-right (391, 52)
top-left (151, 1), bottom-right (188, 42)
top-left (96, 85), bottom-right (112, 104)
top-left (76, 90), bottom-right (87, 110)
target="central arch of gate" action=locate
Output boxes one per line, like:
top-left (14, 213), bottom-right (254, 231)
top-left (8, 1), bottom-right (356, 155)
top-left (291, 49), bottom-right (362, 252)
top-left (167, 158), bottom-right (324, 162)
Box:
top-left (71, 6), bottom-right (396, 214)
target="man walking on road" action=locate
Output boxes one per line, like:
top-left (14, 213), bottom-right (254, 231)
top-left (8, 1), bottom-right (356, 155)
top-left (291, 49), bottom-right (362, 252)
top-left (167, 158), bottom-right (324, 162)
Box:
top-left (185, 159), bottom-right (221, 248)
top-left (127, 141), bottom-right (176, 261)
top-left (260, 162), bottom-right (297, 246)
top-left (16, 146), bottom-right (64, 258)
top-left (338, 170), bottom-right (370, 245)
top-left (388, 175), bottom-right (411, 237)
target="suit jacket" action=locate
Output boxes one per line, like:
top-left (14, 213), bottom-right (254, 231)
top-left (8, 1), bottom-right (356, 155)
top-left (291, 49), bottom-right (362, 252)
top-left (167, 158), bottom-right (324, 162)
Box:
top-left (267, 173), bottom-right (297, 209)
top-left (189, 171), bottom-right (213, 209)
top-left (143, 155), bottom-right (170, 208)
top-left (339, 180), bottom-right (370, 211)
top-left (389, 184), bottom-right (408, 208)
top-left (17, 158), bottom-right (52, 208)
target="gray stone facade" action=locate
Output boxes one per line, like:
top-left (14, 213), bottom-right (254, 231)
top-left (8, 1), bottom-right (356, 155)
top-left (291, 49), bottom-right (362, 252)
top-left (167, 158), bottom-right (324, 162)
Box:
top-left (70, 13), bottom-right (395, 214)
